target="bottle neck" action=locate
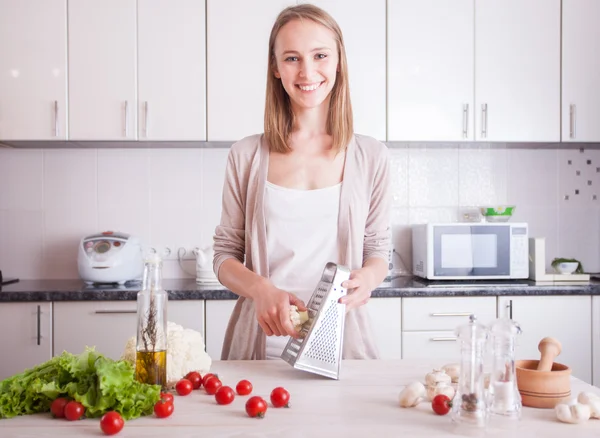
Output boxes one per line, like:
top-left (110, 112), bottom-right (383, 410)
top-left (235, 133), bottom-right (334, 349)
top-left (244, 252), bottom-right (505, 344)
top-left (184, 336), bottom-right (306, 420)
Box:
top-left (142, 261), bottom-right (162, 292)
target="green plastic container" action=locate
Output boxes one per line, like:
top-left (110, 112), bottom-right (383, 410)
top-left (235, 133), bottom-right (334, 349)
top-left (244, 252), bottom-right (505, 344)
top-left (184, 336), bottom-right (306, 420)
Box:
top-left (480, 206), bottom-right (515, 222)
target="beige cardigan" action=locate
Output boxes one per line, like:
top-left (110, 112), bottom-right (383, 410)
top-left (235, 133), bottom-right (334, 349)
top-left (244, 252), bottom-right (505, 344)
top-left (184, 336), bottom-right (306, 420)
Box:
top-left (213, 133), bottom-right (392, 360)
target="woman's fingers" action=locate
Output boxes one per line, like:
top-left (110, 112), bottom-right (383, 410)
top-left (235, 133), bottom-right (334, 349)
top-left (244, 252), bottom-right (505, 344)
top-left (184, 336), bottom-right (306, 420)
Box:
top-left (257, 315), bottom-right (274, 336)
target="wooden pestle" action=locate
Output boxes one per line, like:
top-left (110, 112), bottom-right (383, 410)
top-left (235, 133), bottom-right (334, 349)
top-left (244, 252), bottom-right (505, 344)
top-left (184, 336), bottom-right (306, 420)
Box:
top-left (537, 337), bottom-right (562, 371)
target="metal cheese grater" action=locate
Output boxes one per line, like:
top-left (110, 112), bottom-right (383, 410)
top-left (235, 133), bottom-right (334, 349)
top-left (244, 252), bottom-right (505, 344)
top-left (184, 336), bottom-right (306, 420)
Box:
top-left (280, 262), bottom-right (350, 379)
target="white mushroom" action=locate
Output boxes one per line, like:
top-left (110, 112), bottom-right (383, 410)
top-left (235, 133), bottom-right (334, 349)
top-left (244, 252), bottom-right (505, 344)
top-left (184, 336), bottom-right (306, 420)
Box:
top-left (555, 402), bottom-right (591, 424)
top-left (399, 381), bottom-right (426, 408)
top-left (577, 392), bottom-right (600, 419)
top-left (441, 363), bottom-right (460, 384)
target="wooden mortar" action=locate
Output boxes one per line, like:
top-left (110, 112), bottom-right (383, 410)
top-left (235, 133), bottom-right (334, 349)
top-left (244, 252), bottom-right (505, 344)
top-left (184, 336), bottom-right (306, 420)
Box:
top-left (515, 337), bottom-right (571, 409)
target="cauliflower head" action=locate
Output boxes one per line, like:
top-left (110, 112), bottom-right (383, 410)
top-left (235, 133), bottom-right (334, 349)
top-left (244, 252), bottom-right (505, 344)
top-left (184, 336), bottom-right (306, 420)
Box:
top-left (290, 305), bottom-right (309, 331)
top-left (122, 321), bottom-right (212, 388)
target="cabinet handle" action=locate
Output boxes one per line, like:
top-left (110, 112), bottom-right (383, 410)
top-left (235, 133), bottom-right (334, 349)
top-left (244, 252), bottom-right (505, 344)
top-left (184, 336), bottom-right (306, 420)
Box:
top-left (124, 101), bottom-right (129, 138)
top-left (462, 103), bottom-right (469, 138)
top-left (506, 300), bottom-right (513, 319)
top-left (37, 305), bottom-right (41, 346)
top-left (570, 104), bottom-right (576, 139)
top-left (430, 337), bottom-right (457, 342)
top-left (144, 101), bottom-right (149, 138)
top-left (94, 310), bottom-right (136, 314)
top-left (53, 101), bottom-right (59, 137)
top-left (430, 312), bottom-right (472, 317)
top-left (481, 103), bottom-right (488, 138)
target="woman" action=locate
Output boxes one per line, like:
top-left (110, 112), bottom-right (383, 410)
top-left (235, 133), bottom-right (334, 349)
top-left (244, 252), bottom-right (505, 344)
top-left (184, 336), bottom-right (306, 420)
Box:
top-left (213, 3), bottom-right (391, 360)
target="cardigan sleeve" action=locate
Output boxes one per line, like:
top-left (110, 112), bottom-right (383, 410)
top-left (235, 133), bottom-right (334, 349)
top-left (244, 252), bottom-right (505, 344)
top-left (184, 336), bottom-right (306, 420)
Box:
top-left (213, 146), bottom-right (247, 280)
top-left (362, 144), bottom-right (392, 264)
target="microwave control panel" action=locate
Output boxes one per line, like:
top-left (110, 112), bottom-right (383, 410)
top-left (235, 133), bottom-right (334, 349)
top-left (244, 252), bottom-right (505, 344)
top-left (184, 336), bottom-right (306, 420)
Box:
top-left (510, 225), bottom-right (529, 278)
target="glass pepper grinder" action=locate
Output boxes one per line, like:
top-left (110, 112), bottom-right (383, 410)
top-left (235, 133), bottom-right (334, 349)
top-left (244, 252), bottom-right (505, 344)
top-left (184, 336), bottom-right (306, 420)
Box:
top-left (452, 314), bottom-right (489, 429)
top-left (135, 252), bottom-right (168, 389)
top-left (487, 317), bottom-right (522, 422)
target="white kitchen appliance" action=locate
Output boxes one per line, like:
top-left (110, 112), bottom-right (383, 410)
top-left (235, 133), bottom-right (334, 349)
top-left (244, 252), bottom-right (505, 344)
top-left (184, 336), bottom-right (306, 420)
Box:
top-left (412, 222), bottom-right (529, 280)
top-left (77, 231), bottom-right (144, 284)
top-left (194, 245), bottom-right (219, 284)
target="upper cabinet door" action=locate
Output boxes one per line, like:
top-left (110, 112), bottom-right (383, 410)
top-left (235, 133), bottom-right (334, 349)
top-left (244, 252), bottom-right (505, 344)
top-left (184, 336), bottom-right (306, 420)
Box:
top-left (207, 0), bottom-right (294, 141)
top-left (303, 0), bottom-right (386, 141)
top-left (475, 0), bottom-right (560, 142)
top-left (562, 0), bottom-right (600, 142)
top-left (138, 0), bottom-right (206, 141)
top-left (68, 0), bottom-right (137, 140)
top-left (388, 0), bottom-right (474, 142)
top-left (0, 0), bottom-right (67, 140)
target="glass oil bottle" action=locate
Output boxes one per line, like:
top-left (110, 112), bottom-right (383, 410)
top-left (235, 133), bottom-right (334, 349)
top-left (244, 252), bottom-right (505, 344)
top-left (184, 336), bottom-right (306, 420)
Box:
top-left (452, 314), bottom-right (489, 430)
top-left (135, 252), bottom-right (168, 389)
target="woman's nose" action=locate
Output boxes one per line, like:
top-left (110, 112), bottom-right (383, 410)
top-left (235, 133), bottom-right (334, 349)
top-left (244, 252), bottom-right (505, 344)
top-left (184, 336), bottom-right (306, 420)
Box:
top-left (299, 59), bottom-right (315, 78)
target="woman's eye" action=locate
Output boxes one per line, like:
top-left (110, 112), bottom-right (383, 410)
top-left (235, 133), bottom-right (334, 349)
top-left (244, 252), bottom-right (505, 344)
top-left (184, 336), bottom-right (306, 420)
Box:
top-left (285, 56), bottom-right (298, 62)
top-left (316, 53), bottom-right (327, 59)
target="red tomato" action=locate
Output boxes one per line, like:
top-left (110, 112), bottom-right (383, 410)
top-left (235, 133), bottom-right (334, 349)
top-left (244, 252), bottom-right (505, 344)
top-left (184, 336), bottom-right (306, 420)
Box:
top-left (99, 411), bottom-right (124, 435)
top-left (270, 387), bottom-right (290, 408)
top-left (154, 399), bottom-right (174, 418)
top-left (204, 377), bottom-right (223, 395)
top-left (50, 397), bottom-right (70, 418)
top-left (432, 394), bottom-right (452, 415)
top-left (236, 379), bottom-right (253, 396)
top-left (215, 386), bottom-right (235, 405)
top-left (160, 392), bottom-right (174, 404)
top-left (176, 379), bottom-right (193, 396)
top-left (64, 401), bottom-right (85, 421)
top-left (184, 371), bottom-right (203, 389)
top-left (245, 396), bottom-right (268, 418)
top-left (202, 373), bottom-right (218, 386)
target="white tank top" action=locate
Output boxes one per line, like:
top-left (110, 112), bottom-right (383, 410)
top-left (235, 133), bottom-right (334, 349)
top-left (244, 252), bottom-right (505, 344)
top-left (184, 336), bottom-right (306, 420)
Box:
top-left (264, 181), bottom-right (341, 359)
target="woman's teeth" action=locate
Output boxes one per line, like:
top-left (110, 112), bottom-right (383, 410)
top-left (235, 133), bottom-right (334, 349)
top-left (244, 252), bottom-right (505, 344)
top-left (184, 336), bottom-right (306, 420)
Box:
top-left (297, 82), bottom-right (322, 91)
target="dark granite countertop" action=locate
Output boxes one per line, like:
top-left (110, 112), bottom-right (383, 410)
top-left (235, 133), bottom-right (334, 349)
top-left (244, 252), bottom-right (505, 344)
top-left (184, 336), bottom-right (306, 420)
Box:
top-left (1, 277), bottom-right (599, 302)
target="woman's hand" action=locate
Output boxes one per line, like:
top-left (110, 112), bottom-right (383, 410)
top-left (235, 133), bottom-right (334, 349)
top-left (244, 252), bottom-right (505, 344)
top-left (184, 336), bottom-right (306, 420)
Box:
top-left (253, 285), bottom-right (307, 338)
top-left (339, 258), bottom-right (388, 311)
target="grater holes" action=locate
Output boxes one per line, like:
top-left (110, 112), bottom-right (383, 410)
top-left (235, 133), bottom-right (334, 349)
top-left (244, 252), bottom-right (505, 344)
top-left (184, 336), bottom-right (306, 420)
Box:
top-left (305, 299), bottom-right (339, 364)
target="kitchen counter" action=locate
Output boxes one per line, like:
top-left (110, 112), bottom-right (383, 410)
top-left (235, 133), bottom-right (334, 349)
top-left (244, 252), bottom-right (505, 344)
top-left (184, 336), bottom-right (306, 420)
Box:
top-left (1, 359), bottom-right (599, 438)
top-left (0, 277), bottom-right (599, 302)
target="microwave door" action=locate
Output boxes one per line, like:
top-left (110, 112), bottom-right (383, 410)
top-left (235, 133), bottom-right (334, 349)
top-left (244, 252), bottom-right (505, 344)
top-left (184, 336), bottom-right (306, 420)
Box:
top-left (433, 226), bottom-right (511, 278)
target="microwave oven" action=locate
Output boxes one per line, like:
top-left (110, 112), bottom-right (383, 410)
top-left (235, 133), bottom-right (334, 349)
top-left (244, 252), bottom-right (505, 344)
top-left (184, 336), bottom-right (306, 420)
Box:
top-left (412, 222), bottom-right (529, 280)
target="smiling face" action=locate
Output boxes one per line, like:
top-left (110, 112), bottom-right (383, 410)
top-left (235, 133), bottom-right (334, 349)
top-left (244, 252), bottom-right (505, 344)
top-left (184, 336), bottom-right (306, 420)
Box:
top-left (272, 18), bottom-right (339, 112)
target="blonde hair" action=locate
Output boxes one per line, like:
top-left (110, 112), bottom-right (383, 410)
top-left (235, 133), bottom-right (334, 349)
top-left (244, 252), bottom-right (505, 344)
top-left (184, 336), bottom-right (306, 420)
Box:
top-left (264, 4), bottom-right (353, 153)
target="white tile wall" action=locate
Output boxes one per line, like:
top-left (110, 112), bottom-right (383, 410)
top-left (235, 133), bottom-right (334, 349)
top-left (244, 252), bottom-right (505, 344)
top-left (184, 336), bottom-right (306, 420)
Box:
top-left (0, 145), bottom-right (599, 279)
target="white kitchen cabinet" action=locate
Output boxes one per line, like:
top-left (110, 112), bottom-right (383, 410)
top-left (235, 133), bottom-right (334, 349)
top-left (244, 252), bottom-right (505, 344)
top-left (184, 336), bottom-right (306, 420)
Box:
top-left (561, 0), bottom-right (600, 142)
top-left (0, 0), bottom-right (67, 140)
top-left (0, 303), bottom-right (52, 381)
top-left (138, 0), bottom-right (206, 141)
top-left (401, 297), bottom-right (496, 360)
top-left (366, 298), bottom-right (401, 359)
top-left (68, 0), bottom-right (137, 140)
top-left (206, 0), bottom-right (295, 141)
top-left (204, 299), bottom-right (237, 360)
top-left (498, 296), bottom-right (592, 384)
top-left (388, 0), bottom-right (474, 141)
top-left (53, 301), bottom-right (205, 361)
top-left (593, 296), bottom-right (600, 386)
top-left (301, 0), bottom-right (386, 141)
top-left (475, 0), bottom-right (560, 142)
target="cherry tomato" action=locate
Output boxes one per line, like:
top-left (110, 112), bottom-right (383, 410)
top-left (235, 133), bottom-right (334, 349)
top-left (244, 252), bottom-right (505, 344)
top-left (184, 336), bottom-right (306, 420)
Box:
top-left (176, 379), bottom-right (193, 396)
top-left (246, 396), bottom-right (268, 418)
top-left (154, 399), bottom-right (174, 418)
top-left (270, 387), bottom-right (290, 408)
top-left (202, 373), bottom-right (218, 386)
top-left (204, 377), bottom-right (223, 395)
top-left (185, 371), bottom-right (203, 389)
top-left (215, 386), bottom-right (235, 405)
top-left (99, 411), bottom-right (124, 435)
top-left (236, 379), bottom-right (253, 396)
top-left (50, 397), bottom-right (70, 418)
top-left (160, 392), bottom-right (174, 404)
top-left (64, 401), bottom-right (85, 421)
top-left (432, 394), bottom-right (453, 415)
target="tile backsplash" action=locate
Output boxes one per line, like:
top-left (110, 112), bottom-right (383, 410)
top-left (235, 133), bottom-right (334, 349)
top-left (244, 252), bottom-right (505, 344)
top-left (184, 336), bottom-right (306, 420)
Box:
top-left (0, 144), bottom-right (599, 279)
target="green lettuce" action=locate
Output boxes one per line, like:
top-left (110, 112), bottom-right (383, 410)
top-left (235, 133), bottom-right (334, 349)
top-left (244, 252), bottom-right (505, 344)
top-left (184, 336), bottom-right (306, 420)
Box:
top-left (0, 348), bottom-right (160, 420)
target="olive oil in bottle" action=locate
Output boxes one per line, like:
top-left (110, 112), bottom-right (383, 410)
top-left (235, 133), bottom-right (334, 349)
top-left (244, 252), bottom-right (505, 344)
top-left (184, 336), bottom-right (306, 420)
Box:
top-left (135, 252), bottom-right (168, 389)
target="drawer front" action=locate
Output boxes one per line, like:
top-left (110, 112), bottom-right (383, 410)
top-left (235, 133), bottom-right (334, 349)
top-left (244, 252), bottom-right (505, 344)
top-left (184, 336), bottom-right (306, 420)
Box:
top-left (54, 301), bottom-right (204, 361)
top-left (402, 297), bottom-right (496, 331)
top-left (402, 331), bottom-right (460, 361)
